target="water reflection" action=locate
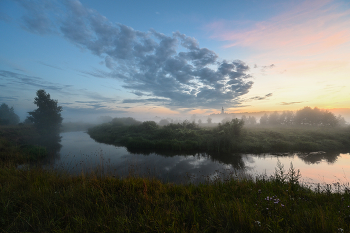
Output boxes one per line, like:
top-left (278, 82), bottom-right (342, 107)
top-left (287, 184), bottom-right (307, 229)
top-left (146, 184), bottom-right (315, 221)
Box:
top-left (38, 131), bottom-right (350, 186)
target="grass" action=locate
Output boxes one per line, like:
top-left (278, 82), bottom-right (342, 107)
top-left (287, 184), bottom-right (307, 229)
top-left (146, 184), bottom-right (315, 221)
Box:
top-left (87, 120), bottom-right (350, 154)
top-left (1, 160), bottom-right (350, 232)
top-left (2, 125), bottom-right (350, 232)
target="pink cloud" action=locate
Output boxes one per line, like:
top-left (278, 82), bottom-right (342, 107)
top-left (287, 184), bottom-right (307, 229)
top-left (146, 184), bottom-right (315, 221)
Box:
top-left (207, 0), bottom-right (350, 56)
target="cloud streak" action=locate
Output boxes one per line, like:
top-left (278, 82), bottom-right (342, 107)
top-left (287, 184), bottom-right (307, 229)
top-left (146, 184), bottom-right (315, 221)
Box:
top-left (280, 102), bottom-right (303, 105)
top-left (206, 0), bottom-right (350, 56)
top-left (249, 93), bottom-right (273, 101)
top-left (14, 0), bottom-right (254, 109)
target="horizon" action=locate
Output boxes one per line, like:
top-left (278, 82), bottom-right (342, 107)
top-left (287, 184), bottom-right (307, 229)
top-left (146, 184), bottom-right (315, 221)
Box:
top-left (1, 0), bottom-right (349, 122)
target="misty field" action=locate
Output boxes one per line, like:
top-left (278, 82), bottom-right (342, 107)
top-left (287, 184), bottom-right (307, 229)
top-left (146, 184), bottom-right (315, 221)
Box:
top-left (87, 117), bottom-right (350, 154)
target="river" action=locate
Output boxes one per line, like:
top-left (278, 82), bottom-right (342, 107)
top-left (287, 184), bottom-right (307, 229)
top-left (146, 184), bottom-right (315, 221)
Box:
top-left (38, 131), bottom-right (350, 189)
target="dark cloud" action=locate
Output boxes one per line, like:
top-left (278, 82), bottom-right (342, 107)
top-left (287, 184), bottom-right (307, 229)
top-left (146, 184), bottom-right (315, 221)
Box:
top-left (0, 70), bottom-right (117, 105)
top-left (122, 98), bottom-right (169, 104)
top-left (37, 61), bottom-right (64, 70)
top-left (15, 0), bottom-right (56, 35)
top-left (0, 96), bottom-right (18, 101)
top-left (16, 0), bottom-right (254, 109)
top-left (249, 93), bottom-right (273, 101)
top-left (131, 91), bottom-right (145, 97)
top-left (280, 102), bottom-right (303, 105)
top-left (0, 70), bottom-right (70, 92)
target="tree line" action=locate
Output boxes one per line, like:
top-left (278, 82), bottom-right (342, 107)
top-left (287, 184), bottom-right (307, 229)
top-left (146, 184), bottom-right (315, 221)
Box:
top-left (258, 107), bottom-right (346, 127)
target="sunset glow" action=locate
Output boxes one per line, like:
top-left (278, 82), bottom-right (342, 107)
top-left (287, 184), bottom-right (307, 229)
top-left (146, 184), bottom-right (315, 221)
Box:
top-left (0, 0), bottom-right (349, 121)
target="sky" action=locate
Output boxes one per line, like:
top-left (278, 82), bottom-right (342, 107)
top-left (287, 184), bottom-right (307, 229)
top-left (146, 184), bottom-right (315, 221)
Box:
top-left (0, 0), bottom-right (350, 122)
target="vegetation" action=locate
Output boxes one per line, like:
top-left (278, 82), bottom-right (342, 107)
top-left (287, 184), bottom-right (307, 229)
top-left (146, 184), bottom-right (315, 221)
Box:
top-left (0, 125), bottom-right (47, 164)
top-left (259, 107), bottom-right (346, 127)
top-left (26, 89), bottom-right (63, 136)
top-left (1, 112), bottom-right (350, 232)
top-left (1, 144), bottom-right (350, 233)
top-left (0, 103), bottom-right (20, 125)
top-left (88, 117), bottom-right (350, 154)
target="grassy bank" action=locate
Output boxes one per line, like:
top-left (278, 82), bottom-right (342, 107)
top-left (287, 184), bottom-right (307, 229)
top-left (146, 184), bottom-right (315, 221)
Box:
top-left (87, 119), bottom-right (350, 154)
top-left (1, 126), bottom-right (350, 232)
top-left (0, 125), bottom-right (47, 164)
top-left (1, 162), bottom-right (350, 232)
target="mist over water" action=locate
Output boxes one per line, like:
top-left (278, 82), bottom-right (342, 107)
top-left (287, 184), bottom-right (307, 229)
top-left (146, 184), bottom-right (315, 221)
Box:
top-left (37, 131), bottom-right (350, 187)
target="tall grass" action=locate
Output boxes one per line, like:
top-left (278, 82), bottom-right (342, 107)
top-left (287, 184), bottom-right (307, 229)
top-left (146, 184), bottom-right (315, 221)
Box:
top-left (1, 162), bottom-right (350, 232)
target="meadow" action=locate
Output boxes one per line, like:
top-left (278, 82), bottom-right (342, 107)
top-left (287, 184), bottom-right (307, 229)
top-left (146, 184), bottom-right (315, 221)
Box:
top-left (1, 125), bottom-right (350, 232)
top-left (87, 118), bottom-right (350, 154)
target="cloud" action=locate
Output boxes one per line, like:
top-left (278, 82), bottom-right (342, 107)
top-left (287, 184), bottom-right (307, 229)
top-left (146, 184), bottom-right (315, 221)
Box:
top-left (15, 0), bottom-right (254, 109)
top-left (206, 0), bottom-right (350, 56)
top-left (0, 70), bottom-right (71, 92)
top-left (261, 64), bottom-right (275, 72)
top-left (122, 98), bottom-right (169, 104)
top-left (37, 61), bottom-right (64, 70)
top-left (0, 96), bottom-right (18, 102)
top-left (15, 0), bottom-right (56, 35)
top-left (249, 93), bottom-right (273, 101)
top-left (280, 101), bottom-right (303, 105)
top-left (0, 70), bottom-right (118, 108)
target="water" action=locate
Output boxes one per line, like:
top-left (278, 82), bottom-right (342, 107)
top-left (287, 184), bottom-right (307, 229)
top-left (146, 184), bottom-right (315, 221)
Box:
top-left (38, 131), bottom-right (350, 188)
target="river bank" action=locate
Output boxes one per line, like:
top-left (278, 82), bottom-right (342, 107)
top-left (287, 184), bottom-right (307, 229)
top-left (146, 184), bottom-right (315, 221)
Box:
top-left (88, 120), bottom-right (350, 154)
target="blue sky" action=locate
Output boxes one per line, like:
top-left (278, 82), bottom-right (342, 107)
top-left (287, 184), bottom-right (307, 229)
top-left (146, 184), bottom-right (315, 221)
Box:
top-left (1, 0), bottom-right (350, 122)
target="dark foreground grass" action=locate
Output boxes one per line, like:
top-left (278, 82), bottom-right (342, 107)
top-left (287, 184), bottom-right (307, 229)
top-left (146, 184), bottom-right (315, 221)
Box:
top-left (1, 161), bottom-right (350, 232)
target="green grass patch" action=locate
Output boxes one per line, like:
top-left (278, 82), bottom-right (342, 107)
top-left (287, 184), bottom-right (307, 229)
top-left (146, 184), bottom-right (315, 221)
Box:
top-left (88, 121), bottom-right (350, 154)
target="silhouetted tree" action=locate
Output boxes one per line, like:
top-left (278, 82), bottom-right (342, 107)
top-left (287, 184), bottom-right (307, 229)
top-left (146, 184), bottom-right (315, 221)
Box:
top-left (26, 90), bottom-right (63, 135)
top-left (0, 103), bottom-right (20, 125)
top-left (260, 113), bottom-right (268, 125)
top-left (294, 107), bottom-right (338, 127)
top-left (207, 117), bottom-right (212, 124)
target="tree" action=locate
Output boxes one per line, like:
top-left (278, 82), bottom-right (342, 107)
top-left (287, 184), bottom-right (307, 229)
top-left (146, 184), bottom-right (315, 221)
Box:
top-left (159, 119), bottom-right (170, 126)
top-left (0, 103), bottom-right (20, 125)
top-left (27, 90), bottom-right (63, 135)
top-left (207, 117), bottom-right (212, 124)
top-left (260, 113), bottom-right (268, 125)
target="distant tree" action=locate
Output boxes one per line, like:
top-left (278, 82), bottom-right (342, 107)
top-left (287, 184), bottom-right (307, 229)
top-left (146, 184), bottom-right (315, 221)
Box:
top-left (241, 115), bottom-right (247, 123)
top-left (268, 112), bottom-right (280, 125)
top-left (0, 103), bottom-right (20, 125)
top-left (247, 116), bottom-right (257, 125)
top-left (26, 90), bottom-right (63, 135)
top-left (141, 121), bottom-right (158, 130)
top-left (218, 118), bottom-right (244, 136)
top-left (97, 116), bottom-right (113, 123)
top-left (280, 111), bottom-right (294, 125)
top-left (294, 107), bottom-right (338, 127)
top-left (221, 117), bottom-right (232, 124)
top-left (198, 119), bottom-right (202, 124)
top-left (321, 111), bottom-right (338, 127)
top-left (207, 117), bottom-right (212, 124)
top-left (336, 115), bottom-right (347, 127)
top-left (111, 117), bottom-right (141, 126)
top-left (260, 113), bottom-right (268, 125)
top-left (159, 119), bottom-right (170, 126)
